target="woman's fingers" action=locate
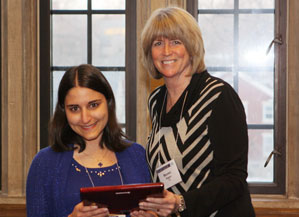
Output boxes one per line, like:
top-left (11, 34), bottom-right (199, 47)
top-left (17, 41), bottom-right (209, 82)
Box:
top-left (70, 202), bottom-right (109, 217)
top-left (82, 207), bottom-right (109, 216)
top-left (137, 190), bottom-right (178, 217)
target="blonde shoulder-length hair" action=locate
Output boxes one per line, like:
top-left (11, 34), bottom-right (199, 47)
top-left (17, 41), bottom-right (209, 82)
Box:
top-left (141, 6), bottom-right (206, 79)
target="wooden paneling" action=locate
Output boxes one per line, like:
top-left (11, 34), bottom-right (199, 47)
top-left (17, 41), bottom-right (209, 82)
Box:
top-left (0, 204), bottom-right (26, 217)
top-left (287, 0), bottom-right (299, 199)
top-left (255, 207), bottom-right (299, 217)
top-left (136, 0), bottom-right (152, 146)
top-left (0, 0), bottom-right (38, 203)
top-left (1, 0), bottom-right (24, 195)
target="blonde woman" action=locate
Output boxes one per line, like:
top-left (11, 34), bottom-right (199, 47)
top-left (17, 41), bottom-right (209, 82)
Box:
top-left (132, 7), bottom-right (255, 217)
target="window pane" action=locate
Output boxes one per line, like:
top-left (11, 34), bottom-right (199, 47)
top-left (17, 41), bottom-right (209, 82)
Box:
top-left (102, 71), bottom-right (125, 123)
top-left (52, 0), bottom-right (87, 10)
top-left (52, 71), bottom-right (65, 113)
top-left (239, 0), bottom-right (275, 9)
top-left (239, 14), bottom-right (274, 67)
top-left (247, 129), bottom-right (273, 182)
top-left (198, 14), bottom-right (234, 67)
top-left (92, 15), bottom-right (125, 66)
top-left (198, 1), bottom-right (277, 186)
top-left (92, 0), bottom-right (125, 10)
top-left (238, 70), bottom-right (274, 125)
top-left (52, 15), bottom-right (87, 66)
top-left (198, 0), bottom-right (234, 9)
top-left (210, 71), bottom-right (234, 86)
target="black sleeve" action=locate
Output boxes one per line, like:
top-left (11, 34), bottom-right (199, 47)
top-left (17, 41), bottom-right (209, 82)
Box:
top-left (181, 85), bottom-right (250, 217)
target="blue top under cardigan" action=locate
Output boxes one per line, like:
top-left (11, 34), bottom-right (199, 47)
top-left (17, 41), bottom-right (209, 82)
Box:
top-left (26, 143), bottom-right (151, 217)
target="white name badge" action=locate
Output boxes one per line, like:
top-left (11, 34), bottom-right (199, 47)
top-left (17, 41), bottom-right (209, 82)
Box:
top-left (110, 215), bottom-right (125, 217)
top-left (156, 159), bottom-right (182, 189)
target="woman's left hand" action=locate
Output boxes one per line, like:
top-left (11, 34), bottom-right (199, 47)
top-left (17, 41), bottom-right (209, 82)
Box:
top-left (131, 190), bottom-right (180, 217)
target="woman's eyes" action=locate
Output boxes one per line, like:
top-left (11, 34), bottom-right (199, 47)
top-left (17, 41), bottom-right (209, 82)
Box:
top-left (69, 106), bottom-right (79, 112)
top-left (67, 102), bottom-right (99, 112)
top-left (153, 41), bottom-right (162, 46)
top-left (89, 102), bottom-right (99, 109)
top-left (172, 40), bottom-right (182, 45)
top-left (152, 40), bottom-right (182, 47)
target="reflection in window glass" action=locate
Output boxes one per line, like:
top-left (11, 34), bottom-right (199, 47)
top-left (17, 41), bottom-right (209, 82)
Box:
top-left (52, 0), bottom-right (87, 10)
top-left (198, 0), bottom-right (275, 183)
top-left (102, 71), bottom-right (125, 123)
top-left (92, 0), bottom-right (125, 10)
top-left (242, 101), bottom-right (249, 120)
top-left (92, 15), bottom-right (125, 66)
top-left (239, 0), bottom-right (274, 9)
top-left (238, 70), bottom-right (273, 125)
top-left (239, 14), bottom-right (274, 67)
top-left (198, 14), bottom-right (234, 67)
top-left (209, 71), bottom-right (234, 87)
top-left (52, 15), bottom-right (87, 66)
top-left (247, 129), bottom-right (273, 182)
top-left (262, 100), bottom-right (274, 124)
top-left (52, 71), bottom-right (65, 113)
top-left (198, 0), bottom-right (234, 9)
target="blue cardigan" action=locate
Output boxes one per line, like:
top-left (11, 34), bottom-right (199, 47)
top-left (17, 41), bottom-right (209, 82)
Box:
top-left (26, 143), bottom-right (151, 217)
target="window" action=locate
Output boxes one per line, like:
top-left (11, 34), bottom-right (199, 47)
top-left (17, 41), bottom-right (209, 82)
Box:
top-left (195, 0), bottom-right (286, 194)
top-left (263, 100), bottom-right (274, 123)
top-left (0, 0), bottom-right (1, 190)
top-left (39, 0), bottom-right (286, 194)
top-left (0, 0), bottom-right (298, 213)
top-left (40, 0), bottom-right (136, 149)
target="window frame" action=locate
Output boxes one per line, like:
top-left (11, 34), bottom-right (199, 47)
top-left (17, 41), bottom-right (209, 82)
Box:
top-left (39, 0), bottom-right (137, 149)
top-left (0, 0), bottom-right (2, 190)
top-left (188, 0), bottom-right (286, 194)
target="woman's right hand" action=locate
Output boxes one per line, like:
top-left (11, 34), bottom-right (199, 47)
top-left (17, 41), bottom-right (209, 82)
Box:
top-left (68, 202), bottom-right (110, 217)
top-left (134, 190), bottom-right (180, 217)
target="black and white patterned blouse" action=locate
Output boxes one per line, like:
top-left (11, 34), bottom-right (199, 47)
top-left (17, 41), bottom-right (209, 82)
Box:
top-left (146, 70), bottom-right (255, 217)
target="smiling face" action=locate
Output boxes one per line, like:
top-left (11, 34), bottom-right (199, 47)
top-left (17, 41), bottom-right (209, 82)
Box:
top-left (151, 37), bottom-right (192, 79)
top-left (64, 86), bottom-right (108, 146)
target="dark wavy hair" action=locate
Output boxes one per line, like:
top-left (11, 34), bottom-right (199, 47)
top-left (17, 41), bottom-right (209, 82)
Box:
top-left (49, 64), bottom-right (130, 153)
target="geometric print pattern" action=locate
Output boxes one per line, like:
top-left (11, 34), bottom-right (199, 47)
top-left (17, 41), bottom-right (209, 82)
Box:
top-left (146, 76), bottom-right (224, 195)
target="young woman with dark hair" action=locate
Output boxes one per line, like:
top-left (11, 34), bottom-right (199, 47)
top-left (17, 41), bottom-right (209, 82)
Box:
top-left (26, 64), bottom-right (151, 217)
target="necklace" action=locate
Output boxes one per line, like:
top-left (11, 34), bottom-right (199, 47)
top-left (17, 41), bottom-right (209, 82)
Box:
top-left (82, 147), bottom-right (110, 168)
top-left (158, 89), bottom-right (188, 164)
top-left (96, 148), bottom-right (109, 167)
top-left (78, 152), bottom-right (124, 187)
top-left (83, 161), bottom-right (124, 187)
